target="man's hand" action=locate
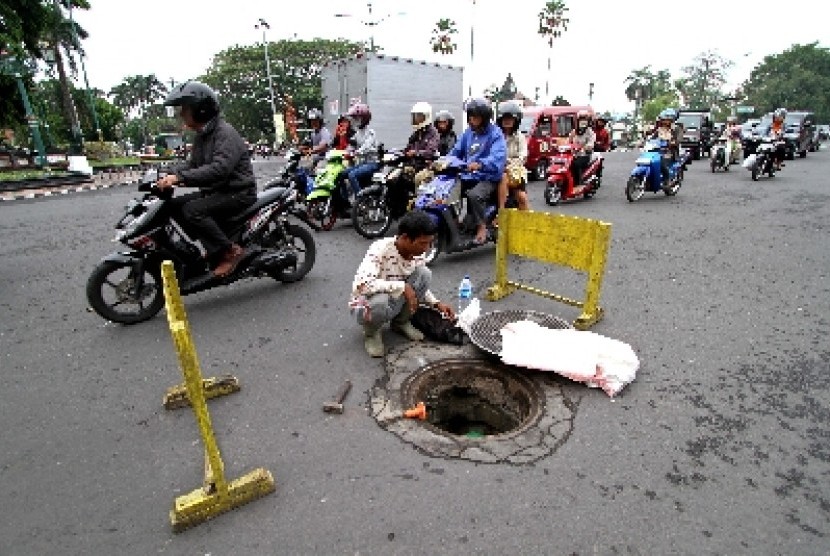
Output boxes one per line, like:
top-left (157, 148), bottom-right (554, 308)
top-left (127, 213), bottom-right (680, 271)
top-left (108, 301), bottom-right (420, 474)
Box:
top-left (403, 283), bottom-right (419, 313)
top-left (157, 174), bottom-right (179, 189)
top-left (434, 301), bottom-right (455, 321)
top-left (467, 161), bottom-right (481, 171)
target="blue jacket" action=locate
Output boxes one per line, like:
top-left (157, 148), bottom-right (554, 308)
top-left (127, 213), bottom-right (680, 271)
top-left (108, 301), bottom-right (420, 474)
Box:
top-left (449, 122), bottom-right (507, 183)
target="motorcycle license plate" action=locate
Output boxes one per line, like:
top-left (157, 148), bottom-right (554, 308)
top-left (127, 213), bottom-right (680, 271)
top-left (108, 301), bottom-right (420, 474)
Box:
top-left (635, 157), bottom-right (651, 165)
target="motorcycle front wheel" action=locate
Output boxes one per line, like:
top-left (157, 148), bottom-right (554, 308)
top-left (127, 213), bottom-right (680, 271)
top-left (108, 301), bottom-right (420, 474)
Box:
top-left (625, 176), bottom-right (646, 202)
top-left (751, 166), bottom-right (759, 181)
top-left (307, 197), bottom-right (336, 231)
top-left (86, 260), bottom-right (165, 324)
top-left (544, 182), bottom-right (562, 206)
top-left (352, 193), bottom-right (391, 239)
top-left (262, 222), bottom-right (316, 283)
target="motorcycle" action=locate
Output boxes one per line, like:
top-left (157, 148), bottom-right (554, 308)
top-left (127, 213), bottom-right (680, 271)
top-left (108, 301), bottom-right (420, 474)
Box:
top-left (414, 156), bottom-right (509, 264)
top-left (351, 150), bottom-right (431, 239)
top-left (710, 137), bottom-right (731, 172)
top-left (743, 137), bottom-right (779, 181)
top-left (86, 170), bottom-right (316, 324)
top-left (543, 144), bottom-right (604, 206)
top-left (264, 147), bottom-right (315, 203)
top-left (305, 149), bottom-right (352, 231)
top-left (625, 138), bottom-right (684, 202)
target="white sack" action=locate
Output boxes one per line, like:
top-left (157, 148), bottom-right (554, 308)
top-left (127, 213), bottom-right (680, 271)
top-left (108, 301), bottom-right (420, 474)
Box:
top-left (742, 154), bottom-right (756, 170)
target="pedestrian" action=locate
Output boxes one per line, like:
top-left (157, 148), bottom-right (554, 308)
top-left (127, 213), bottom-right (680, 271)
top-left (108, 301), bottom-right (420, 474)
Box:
top-left (350, 211), bottom-right (456, 357)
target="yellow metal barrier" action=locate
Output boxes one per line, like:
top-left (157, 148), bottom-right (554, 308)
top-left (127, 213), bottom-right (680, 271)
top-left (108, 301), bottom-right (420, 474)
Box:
top-left (160, 261), bottom-right (275, 532)
top-left (486, 210), bottom-right (611, 330)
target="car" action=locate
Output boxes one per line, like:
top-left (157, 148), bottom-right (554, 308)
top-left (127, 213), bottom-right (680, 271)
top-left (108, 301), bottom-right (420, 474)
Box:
top-left (676, 109), bottom-right (714, 160)
top-left (783, 111), bottom-right (817, 158)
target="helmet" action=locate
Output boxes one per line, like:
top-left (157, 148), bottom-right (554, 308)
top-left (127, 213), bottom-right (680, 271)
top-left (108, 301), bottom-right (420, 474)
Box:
top-left (434, 110), bottom-right (455, 130)
top-left (576, 109), bottom-right (591, 130)
top-left (411, 101), bottom-right (433, 130)
top-left (347, 103), bottom-right (372, 128)
top-left (658, 108), bottom-right (678, 121)
top-left (726, 115), bottom-right (738, 124)
top-left (465, 98), bottom-right (493, 123)
top-left (164, 81), bottom-right (219, 124)
top-left (307, 109), bottom-right (324, 126)
top-left (496, 101), bottom-right (523, 129)
top-left (774, 108), bottom-right (787, 120)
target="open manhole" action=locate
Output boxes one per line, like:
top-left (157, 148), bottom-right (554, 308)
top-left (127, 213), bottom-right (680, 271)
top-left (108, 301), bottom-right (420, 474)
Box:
top-left (401, 358), bottom-right (540, 438)
top-left (372, 343), bottom-right (575, 464)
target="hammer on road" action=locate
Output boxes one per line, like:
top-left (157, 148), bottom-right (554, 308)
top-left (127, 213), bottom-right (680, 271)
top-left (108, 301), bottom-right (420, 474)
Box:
top-left (323, 380), bottom-right (352, 414)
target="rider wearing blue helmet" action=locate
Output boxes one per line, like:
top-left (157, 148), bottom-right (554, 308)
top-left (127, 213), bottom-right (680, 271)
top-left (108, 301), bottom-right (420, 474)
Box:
top-left (653, 108), bottom-right (681, 182)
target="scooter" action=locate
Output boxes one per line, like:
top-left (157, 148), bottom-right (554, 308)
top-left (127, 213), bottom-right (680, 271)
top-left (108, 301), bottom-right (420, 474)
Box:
top-left (264, 147), bottom-right (315, 203)
top-left (742, 137), bottom-right (779, 181)
top-left (414, 156), bottom-right (508, 264)
top-left (543, 144), bottom-right (604, 206)
top-left (86, 170), bottom-right (316, 324)
top-left (625, 138), bottom-right (684, 202)
top-left (710, 137), bottom-right (730, 172)
top-left (305, 149), bottom-right (352, 231)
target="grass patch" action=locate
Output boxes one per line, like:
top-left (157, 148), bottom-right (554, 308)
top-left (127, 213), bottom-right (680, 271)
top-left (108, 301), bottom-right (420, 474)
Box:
top-left (89, 157), bottom-right (141, 168)
top-left (0, 168), bottom-right (72, 181)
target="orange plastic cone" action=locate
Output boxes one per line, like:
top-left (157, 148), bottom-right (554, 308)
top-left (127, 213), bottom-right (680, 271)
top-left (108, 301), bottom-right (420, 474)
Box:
top-left (403, 402), bottom-right (427, 420)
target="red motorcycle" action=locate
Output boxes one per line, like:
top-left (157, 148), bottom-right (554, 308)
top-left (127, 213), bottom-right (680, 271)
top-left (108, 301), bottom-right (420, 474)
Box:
top-left (543, 144), bottom-right (604, 206)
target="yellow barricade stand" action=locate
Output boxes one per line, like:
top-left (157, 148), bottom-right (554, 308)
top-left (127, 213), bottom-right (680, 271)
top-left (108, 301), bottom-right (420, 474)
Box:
top-left (486, 210), bottom-right (611, 330)
top-left (160, 261), bottom-right (275, 532)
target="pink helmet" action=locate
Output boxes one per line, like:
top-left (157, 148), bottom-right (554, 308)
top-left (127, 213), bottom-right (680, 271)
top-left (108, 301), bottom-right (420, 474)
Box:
top-left (347, 103), bottom-right (372, 127)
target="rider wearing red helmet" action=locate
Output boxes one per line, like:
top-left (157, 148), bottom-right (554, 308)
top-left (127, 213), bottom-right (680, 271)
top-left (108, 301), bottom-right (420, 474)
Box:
top-left (345, 103), bottom-right (381, 195)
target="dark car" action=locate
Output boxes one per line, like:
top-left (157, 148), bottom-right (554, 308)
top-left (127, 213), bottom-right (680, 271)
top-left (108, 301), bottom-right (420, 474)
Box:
top-left (783, 111), bottom-right (816, 158)
top-left (676, 109), bottom-right (714, 160)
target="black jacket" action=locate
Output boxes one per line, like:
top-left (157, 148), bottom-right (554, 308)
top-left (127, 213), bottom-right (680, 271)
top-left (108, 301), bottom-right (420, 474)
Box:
top-left (438, 130), bottom-right (457, 156)
top-left (174, 116), bottom-right (256, 193)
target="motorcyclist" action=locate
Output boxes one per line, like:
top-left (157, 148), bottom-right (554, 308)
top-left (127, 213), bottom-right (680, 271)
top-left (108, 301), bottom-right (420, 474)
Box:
top-left (157, 81), bottom-right (256, 277)
top-left (567, 109), bottom-right (596, 185)
top-left (406, 102), bottom-right (440, 158)
top-left (300, 109), bottom-right (332, 164)
top-left (652, 108), bottom-right (681, 183)
top-left (766, 108), bottom-right (787, 171)
top-left (330, 114), bottom-right (355, 151)
top-left (496, 100), bottom-right (529, 213)
top-left (434, 110), bottom-right (457, 156)
top-left (724, 115), bottom-right (742, 163)
top-left (593, 115), bottom-right (611, 152)
top-left (344, 103), bottom-right (381, 195)
top-left (449, 97), bottom-right (507, 245)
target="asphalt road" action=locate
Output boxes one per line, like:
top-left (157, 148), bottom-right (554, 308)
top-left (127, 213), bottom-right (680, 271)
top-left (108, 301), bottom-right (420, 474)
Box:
top-left (1, 149), bottom-right (828, 555)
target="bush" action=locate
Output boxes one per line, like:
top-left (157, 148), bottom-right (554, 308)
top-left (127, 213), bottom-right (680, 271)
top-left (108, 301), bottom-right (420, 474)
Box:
top-left (84, 141), bottom-right (124, 161)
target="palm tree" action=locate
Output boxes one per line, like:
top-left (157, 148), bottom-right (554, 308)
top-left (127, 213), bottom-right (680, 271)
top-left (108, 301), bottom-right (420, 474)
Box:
top-left (44, 0), bottom-right (91, 153)
top-left (430, 18), bottom-right (458, 55)
top-left (537, 1), bottom-right (569, 102)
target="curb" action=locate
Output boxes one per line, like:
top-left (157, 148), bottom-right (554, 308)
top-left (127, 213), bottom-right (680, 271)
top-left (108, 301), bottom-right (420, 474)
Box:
top-left (0, 173), bottom-right (142, 202)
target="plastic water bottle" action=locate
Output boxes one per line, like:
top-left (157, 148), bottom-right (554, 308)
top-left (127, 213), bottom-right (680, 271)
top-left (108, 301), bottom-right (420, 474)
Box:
top-left (457, 275), bottom-right (473, 313)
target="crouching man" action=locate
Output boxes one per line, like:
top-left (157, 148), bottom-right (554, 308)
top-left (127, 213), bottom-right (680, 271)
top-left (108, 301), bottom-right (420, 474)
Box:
top-left (350, 211), bottom-right (456, 357)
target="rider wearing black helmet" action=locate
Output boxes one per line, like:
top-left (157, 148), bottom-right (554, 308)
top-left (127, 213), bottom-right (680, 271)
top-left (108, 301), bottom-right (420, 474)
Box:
top-left (158, 80), bottom-right (256, 277)
top-left (496, 100), bottom-right (529, 213)
top-left (449, 98), bottom-right (507, 244)
top-left (434, 110), bottom-right (457, 156)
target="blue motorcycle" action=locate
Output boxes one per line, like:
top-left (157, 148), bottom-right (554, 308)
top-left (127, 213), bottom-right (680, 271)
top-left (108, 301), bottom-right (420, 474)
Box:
top-left (625, 138), bottom-right (684, 202)
top-left (414, 156), bottom-right (504, 264)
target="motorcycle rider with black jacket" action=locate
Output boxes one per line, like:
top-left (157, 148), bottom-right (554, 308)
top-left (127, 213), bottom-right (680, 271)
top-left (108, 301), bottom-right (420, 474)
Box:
top-left (157, 81), bottom-right (256, 277)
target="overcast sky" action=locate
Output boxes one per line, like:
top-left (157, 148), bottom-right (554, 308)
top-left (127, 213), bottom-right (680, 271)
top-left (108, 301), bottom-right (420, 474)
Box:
top-left (72, 0), bottom-right (826, 114)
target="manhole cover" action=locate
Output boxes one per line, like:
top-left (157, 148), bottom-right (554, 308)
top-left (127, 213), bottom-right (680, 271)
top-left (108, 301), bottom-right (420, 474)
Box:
top-left (372, 343), bottom-right (576, 464)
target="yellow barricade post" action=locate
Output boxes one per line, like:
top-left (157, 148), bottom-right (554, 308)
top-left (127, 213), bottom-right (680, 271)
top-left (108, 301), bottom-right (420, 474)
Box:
top-left (160, 261), bottom-right (275, 532)
top-left (486, 210), bottom-right (611, 330)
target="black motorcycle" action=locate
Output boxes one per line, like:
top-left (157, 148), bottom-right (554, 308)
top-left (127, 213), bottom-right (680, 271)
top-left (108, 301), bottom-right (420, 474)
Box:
top-left (264, 147), bottom-right (314, 204)
top-left (86, 172), bottom-right (316, 324)
top-left (351, 151), bottom-right (433, 239)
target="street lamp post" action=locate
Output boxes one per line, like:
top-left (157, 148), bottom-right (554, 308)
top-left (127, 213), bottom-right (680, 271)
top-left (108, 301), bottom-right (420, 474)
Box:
top-left (334, 2), bottom-right (405, 52)
top-left (255, 18), bottom-right (279, 149)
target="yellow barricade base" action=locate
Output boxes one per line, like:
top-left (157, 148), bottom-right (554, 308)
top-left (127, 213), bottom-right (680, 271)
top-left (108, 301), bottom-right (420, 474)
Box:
top-left (163, 375), bottom-right (241, 410)
top-left (485, 209), bottom-right (611, 330)
top-left (170, 467), bottom-right (276, 533)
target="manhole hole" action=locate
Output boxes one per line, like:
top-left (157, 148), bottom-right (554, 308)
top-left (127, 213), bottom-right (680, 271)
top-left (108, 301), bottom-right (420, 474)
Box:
top-left (401, 358), bottom-right (540, 438)
top-left (372, 343), bottom-right (576, 464)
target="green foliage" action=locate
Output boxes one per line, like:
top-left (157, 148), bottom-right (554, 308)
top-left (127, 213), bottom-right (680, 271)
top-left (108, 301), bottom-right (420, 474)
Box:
top-left (0, 0), bottom-right (50, 56)
top-left (431, 19), bottom-right (458, 55)
top-left (641, 92), bottom-right (681, 123)
top-left (624, 66), bottom-right (673, 103)
top-left (83, 141), bottom-right (122, 161)
top-left (538, 1), bottom-right (570, 47)
top-left (742, 42), bottom-right (830, 122)
top-left (199, 38), bottom-right (363, 143)
top-left (675, 50), bottom-right (733, 110)
top-left (551, 96), bottom-right (570, 106)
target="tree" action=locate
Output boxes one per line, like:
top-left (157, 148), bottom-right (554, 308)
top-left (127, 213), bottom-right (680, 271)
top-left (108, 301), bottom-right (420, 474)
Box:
top-left (641, 91), bottom-right (681, 123)
top-left (742, 42), bottom-right (830, 122)
top-left (200, 38), bottom-right (363, 143)
top-left (537, 1), bottom-right (569, 100)
top-left (430, 18), bottom-right (458, 55)
top-left (675, 50), bottom-right (733, 110)
top-left (551, 96), bottom-right (569, 106)
top-left (108, 74), bottom-right (167, 145)
top-left (484, 73), bottom-right (518, 107)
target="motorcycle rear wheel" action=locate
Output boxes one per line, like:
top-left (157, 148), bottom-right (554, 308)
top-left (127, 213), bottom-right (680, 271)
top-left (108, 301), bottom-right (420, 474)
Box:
top-left (352, 194), bottom-right (391, 239)
top-left (263, 222), bottom-right (316, 283)
top-left (86, 260), bottom-right (165, 324)
top-left (751, 166), bottom-right (759, 181)
top-left (625, 176), bottom-right (646, 202)
top-left (544, 183), bottom-right (562, 206)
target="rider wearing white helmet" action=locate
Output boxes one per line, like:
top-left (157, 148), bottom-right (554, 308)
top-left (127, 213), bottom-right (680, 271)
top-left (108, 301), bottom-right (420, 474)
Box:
top-left (405, 102), bottom-right (439, 158)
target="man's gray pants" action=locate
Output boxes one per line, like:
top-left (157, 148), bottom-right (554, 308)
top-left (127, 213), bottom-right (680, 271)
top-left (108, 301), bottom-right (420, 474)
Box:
top-left (355, 266), bottom-right (432, 326)
top-left (466, 180), bottom-right (498, 227)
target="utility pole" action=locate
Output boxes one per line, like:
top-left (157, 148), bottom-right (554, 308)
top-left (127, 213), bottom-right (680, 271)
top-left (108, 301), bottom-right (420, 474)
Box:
top-left (589, 82), bottom-right (594, 103)
top-left (255, 18), bottom-right (279, 149)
